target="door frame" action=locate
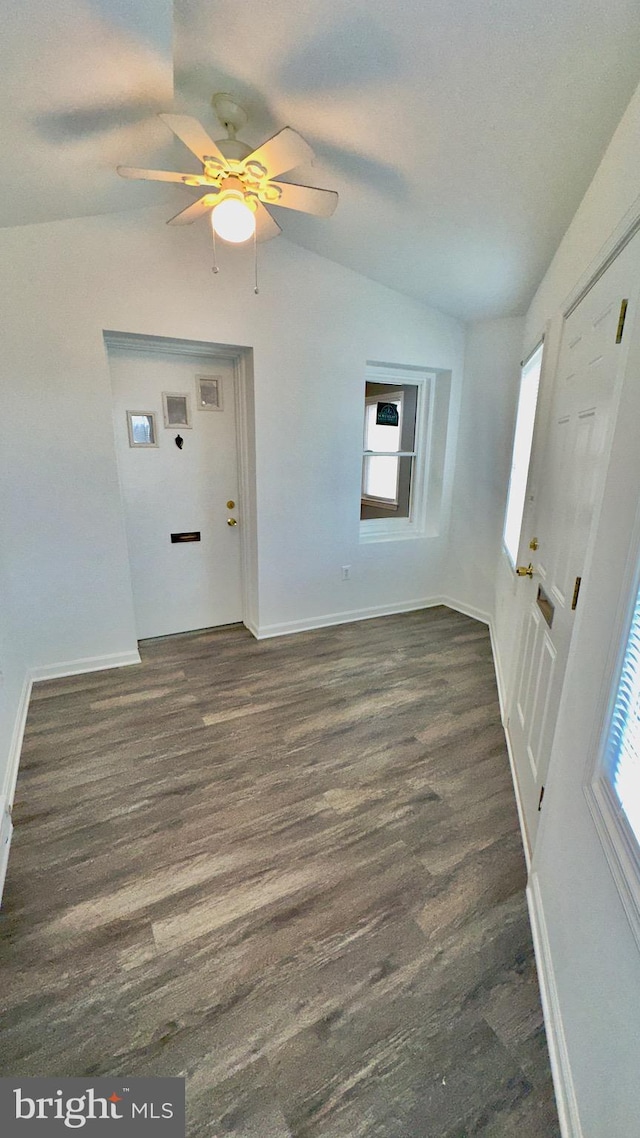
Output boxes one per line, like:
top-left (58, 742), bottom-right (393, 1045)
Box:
top-left (505, 206), bottom-right (640, 862)
top-left (103, 330), bottom-right (258, 637)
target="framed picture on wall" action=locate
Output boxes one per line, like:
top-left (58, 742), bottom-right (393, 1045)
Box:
top-left (162, 392), bottom-right (192, 428)
top-left (196, 374), bottom-right (223, 411)
top-left (127, 411), bottom-right (158, 448)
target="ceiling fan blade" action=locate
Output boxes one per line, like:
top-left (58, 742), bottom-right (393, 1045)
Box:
top-left (271, 181), bottom-right (338, 217)
top-left (255, 202), bottom-right (282, 243)
top-left (117, 166), bottom-right (211, 186)
top-left (159, 113), bottom-right (227, 165)
top-left (245, 127), bottom-right (313, 178)
top-left (166, 195), bottom-right (218, 226)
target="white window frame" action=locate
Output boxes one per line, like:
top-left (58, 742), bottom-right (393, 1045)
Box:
top-left (586, 527), bottom-right (640, 951)
top-left (360, 366), bottom-right (433, 544)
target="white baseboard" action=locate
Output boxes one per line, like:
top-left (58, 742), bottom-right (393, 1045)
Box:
top-left (255, 595), bottom-right (496, 641)
top-left (435, 594), bottom-right (492, 628)
top-left (29, 649), bottom-right (141, 683)
top-left (0, 670), bottom-right (32, 908)
top-left (242, 618), bottom-right (260, 641)
top-left (2, 672), bottom-right (33, 807)
top-left (527, 873), bottom-right (583, 1138)
top-left (254, 597), bottom-right (448, 639)
top-left (488, 623), bottom-right (507, 724)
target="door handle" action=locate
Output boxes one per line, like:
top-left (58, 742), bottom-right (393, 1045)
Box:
top-left (516, 563), bottom-right (534, 578)
top-left (227, 517), bottom-right (238, 527)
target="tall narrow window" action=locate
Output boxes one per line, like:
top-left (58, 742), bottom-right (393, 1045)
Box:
top-left (503, 342), bottom-right (544, 566)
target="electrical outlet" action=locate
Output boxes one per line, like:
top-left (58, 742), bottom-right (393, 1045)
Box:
top-left (341, 565), bottom-right (351, 581)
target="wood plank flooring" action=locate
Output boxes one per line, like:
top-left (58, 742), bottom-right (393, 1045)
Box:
top-left (0, 608), bottom-right (560, 1136)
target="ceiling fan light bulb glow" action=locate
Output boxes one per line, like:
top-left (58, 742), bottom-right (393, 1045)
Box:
top-left (211, 195), bottom-right (256, 243)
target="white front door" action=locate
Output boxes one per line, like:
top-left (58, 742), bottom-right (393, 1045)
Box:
top-left (507, 232), bottom-right (640, 851)
top-left (109, 343), bottom-right (243, 639)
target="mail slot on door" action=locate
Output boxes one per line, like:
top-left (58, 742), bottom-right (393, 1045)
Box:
top-left (170, 532), bottom-right (201, 543)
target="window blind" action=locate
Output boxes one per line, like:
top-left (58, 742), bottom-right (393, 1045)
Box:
top-left (607, 580), bottom-right (640, 842)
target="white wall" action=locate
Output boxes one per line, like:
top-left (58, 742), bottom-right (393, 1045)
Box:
top-left (0, 204), bottom-right (466, 818)
top-left (493, 77), bottom-right (640, 1137)
top-left (446, 317), bottom-right (524, 620)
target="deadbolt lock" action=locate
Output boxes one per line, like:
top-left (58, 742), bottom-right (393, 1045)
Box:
top-left (516, 563), bottom-right (534, 578)
top-left (529, 537), bottom-right (539, 551)
top-left (227, 517), bottom-right (238, 527)
top-left (226, 500), bottom-right (235, 509)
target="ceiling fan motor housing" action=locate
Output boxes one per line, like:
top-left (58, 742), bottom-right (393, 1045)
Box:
top-left (216, 137), bottom-right (252, 162)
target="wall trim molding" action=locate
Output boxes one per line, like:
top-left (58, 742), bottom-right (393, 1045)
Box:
top-left (435, 595), bottom-right (492, 628)
top-left (254, 595), bottom-right (494, 640)
top-left (563, 194), bottom-right (640, 319)
top-left (254, 598), bottom-right (443, 639)
top-left (527, 874), bottom-right (583, 1138)
top-left (30, 650), bottom-right (141, 683)
top-left (2, 673), bottom-right (33, 809)
top-left (103, 330), bottom-right (248, 361)
top-left (1, 670), bottom-right (33, 908)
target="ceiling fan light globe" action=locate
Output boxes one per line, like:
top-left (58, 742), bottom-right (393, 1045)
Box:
top-left (211, 196), bottom-right (256, 243)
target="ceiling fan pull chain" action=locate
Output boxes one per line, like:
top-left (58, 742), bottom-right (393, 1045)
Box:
top-left (254, 228), bottom-right (259, 295)
top-left (211, 227), bottom-right (219, 274)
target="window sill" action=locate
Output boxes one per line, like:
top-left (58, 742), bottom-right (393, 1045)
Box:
top-left (359, 518), bottom-right (427, 543)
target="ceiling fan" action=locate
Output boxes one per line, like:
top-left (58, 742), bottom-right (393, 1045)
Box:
top-left (117, 93), bottom-right (338, 245)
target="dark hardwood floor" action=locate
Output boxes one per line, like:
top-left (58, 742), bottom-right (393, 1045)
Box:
top-left (0, 608), bottom-right (560, 1136)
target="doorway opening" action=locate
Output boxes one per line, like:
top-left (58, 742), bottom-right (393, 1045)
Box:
top-left (104, 331), bottom-right (257, 641)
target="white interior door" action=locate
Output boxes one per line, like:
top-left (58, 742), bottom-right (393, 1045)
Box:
top-left (109, 344), bottom-right (243, 639)
top-left (507, 232), bottom-right (640, 851)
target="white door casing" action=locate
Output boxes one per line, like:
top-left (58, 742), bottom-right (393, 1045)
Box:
top-left (109, 341), bottom-right (244, 639)
top-left (507, 232), bottom-right (640, 853)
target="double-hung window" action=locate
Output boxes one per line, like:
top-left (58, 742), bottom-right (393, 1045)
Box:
top-left (359, 363), bottom-right (451, 543)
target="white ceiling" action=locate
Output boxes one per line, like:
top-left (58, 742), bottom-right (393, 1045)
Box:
top-left (3, 0), bottom-right (640, 319)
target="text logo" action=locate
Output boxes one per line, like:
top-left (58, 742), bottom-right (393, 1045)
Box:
top-left (0, 1078), bottom-right (185, 1136)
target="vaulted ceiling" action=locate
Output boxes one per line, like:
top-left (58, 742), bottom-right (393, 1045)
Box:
top-left (3, 0), bottom-right (640, 319)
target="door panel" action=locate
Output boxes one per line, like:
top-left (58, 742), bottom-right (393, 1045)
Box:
top-left (109, 346), bottom-right (243, 639)
top-left (507, 232), bottom-right (640, 851)
top-left (515, 607), bottom-right (557, 783)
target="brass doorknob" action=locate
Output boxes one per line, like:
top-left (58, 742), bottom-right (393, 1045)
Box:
top-left (227, 517), bottom-right (237, 527)
top-left (516, 563), bottom-right (534, 578)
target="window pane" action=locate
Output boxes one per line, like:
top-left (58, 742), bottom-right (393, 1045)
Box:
top-left (365, 400), bottom-right (401, 452)
top-left (131, 415), bottom-right (154, 444)
top-left (364, 455), bottom-right (399, 501)
top-left (606, 581), bottom-right (640, 843)
top-left (503, 343), bottom-right (543, 566)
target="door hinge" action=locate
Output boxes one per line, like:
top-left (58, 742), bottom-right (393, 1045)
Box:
top-left (616, 298), bottom-right (628, 344)
top-left (538, 785), bottom-right (545, 811)
top-left (571, 576), bottom-right (582, 611)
